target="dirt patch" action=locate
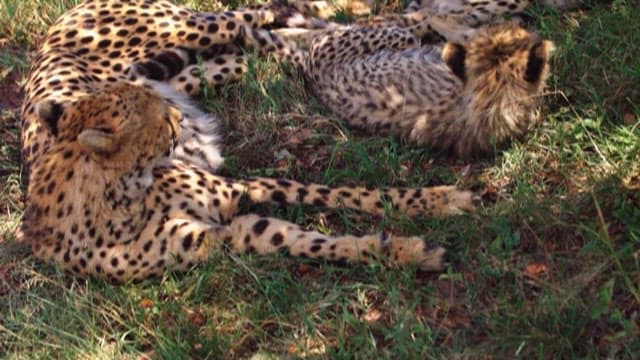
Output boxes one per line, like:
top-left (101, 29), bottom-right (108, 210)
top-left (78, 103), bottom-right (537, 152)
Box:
top-left (0, 70), bottom-right (24, 111)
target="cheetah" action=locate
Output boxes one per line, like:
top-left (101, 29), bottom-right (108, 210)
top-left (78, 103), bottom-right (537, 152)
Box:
top-left (270, 0), bottom-right (582, 25)
top-left (239, 16), bottom-right (554, 158)
top-left (20, 0), bottom-right (477, 283)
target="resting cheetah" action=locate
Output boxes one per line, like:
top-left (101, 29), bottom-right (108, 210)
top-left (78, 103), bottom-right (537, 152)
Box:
top-left (20, 0), bottom-right (476, 283)
top-left (240, 16), bottom-right (554, 158)
top-left (272, 0), bottom-right (582, 24)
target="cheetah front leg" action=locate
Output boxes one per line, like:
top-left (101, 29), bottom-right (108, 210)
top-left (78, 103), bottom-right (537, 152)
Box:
top-left (239, 177), bottom-right (477, 217)
top-left (169, 53), bottom-right (249, 96)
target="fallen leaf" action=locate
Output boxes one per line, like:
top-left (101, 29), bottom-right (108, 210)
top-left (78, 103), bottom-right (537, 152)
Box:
top-left (296, 264), bottom-right (314, 275)
top-left (525, 262), bottom-right (548, 277)
top-left (295, 264), bottom-right (322, 278)
top-left (139, 298), bottom-right (154, 309)
top-left (463, 272), bottom-right (475, 282)
top-left (189, 310), bottom-right (206, 327)
top-left (363, 309), bottom-right (382, 323)
top-left (623, 113), bottom-right (636, 126)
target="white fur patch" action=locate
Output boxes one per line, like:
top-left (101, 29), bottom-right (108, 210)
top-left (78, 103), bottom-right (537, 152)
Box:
top-left (133, 77), bottom-right (224, 171)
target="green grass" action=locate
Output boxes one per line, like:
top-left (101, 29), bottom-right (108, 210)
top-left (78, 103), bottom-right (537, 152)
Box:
top-left (1, 0), bottom-right (639, 358)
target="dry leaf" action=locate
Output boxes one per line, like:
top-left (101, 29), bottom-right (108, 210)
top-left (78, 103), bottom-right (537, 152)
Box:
top-left (623, 113), bottom-right (636, 125)
top-left (139, 298), bottom-right (154, 309)
top-left (295, 264), bottom-right (321, 278)
top-left (189, 310), bottom-right (206, 327)
top-left (525, 262), bottom-right (548, 277)
top-left (363, 309), bottom-right (382, 323)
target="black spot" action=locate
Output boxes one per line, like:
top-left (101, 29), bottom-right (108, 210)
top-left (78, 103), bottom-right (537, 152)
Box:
top-left (143, 240), bottom-right (153, 252)
top-left (182, 233), bottom-right (193, 251)
top-left (252, 219), bottom-right (269, 235)
top-left (128, 37), bottom-right (142, 46)
top-left (97, 39), bottom-right (111, 48)
top-left (297, 188), bottom-right (309, 201)
top-left (207, 23), bottom-right (219, 33)
top-left (271, 233), bottom-right (284, 246)
top-left (312, 198), bottom-right (325, 207)
top-left (271, 190), bottom-right (287, 204)
top-left (111, 257), bottom-right (119, 267)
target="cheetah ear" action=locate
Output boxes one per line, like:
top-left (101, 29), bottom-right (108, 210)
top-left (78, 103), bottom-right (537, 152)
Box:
top-left (442, 43), bottom-right (467, 82)
top-left (78, 128), bottom-right (116, 154)
top-left (524, 40), bottom-right (554, 84)
top-left (34, 100), bottom-right (65, 137)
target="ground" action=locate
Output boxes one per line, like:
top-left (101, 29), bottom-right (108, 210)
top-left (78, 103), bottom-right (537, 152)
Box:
top-left (1, 0), bottom-right (639, 358)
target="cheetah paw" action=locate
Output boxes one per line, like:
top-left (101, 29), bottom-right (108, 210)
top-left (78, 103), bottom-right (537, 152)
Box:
top-left (418, 186), bottom-right (479, 217)
top-left (387, 235), bottom-right (446, 271)
top-left (443, 187), bottom-right (479, 215)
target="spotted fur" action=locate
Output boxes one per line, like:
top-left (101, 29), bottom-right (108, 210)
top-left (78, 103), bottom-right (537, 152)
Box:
top-left (240, 16), bottom-right (554, 158)
top-left (20, 0), bottom-right (477, 283)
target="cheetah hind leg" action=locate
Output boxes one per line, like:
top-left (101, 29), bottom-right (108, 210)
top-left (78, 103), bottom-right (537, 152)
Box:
top-left (222, 214), bottom-right (447, 271)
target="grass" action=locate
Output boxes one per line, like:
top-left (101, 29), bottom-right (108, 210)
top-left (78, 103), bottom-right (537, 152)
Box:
top-left (1, 0), bottom-right (639, 358)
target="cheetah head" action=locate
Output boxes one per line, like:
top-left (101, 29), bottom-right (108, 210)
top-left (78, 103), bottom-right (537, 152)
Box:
top-left (439, 23), bottom-right (554, 157)
top-left (34, 83), bottom-right (181, 177)
top-left (442, 22), bottom-right (554, 92)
